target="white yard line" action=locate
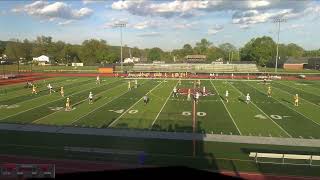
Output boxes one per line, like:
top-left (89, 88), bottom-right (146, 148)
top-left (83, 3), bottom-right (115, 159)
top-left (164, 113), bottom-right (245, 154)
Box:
top-left (0, 80), bottom-right (117, 121)
top-left (210, 80), bottom-right (242, 135)
top-left (272, 84), bottom-right (320, 108)
top-left (229, 82), bottom-right (292, 138)
top-left (248, 83), bottom-right (320, 128)
top-left (151, 81), bottom-right (179, 128)
top-left (107, 81), bottom-right (164, 128)
top-left (32, 82), bottom-right (125, 124)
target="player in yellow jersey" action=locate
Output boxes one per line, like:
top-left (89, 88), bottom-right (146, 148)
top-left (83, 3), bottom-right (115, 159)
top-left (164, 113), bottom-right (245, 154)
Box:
top-left (60, 87), bottom-right (64, 97)
top-left (32, 85), bottom-right (37, 94)
top-left (65, 97), bottom-right (71, 111)
top-left (267, 86), bottom-right (272, 97)
top-left (294, 94), bottom-right (299, 107)
top-left (128, 81), bottom-right (131, 90)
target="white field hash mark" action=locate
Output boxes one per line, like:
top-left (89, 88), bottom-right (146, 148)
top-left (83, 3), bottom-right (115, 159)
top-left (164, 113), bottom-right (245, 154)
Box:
top-left (107, 81), bottom-right (164, 128)
top-left (210, 80), bottom-right (242, 135)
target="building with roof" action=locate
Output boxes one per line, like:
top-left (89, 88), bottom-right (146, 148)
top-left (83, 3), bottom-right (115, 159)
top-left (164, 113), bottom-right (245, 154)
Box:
top-left (283, 57), bottom-right (308, 70)
top-left (185, 55), bottom-right (206, 63)
top-left (32, 55), bottom-right (49, 65)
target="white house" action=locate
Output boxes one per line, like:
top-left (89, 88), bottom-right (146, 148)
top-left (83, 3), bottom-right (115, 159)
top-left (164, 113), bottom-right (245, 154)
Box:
top-left (33, 55), bottom-right (49, 65)
top-left (124, 57), bottom-right (140, 64)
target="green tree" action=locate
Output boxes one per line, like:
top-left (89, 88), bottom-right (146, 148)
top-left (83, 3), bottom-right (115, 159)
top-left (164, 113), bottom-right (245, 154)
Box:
top-left (195, 38), bottom-right (212, 54)
top-left (182, 44), bottom-right (193, 56)
top-left (79, 39), bottom-right (109, 65)
top-left (4, 40), bottom-right (23, 62)
top-left (147, 47), bottom-right (163, 61)
top-left (219, 43), bottom-right (238, 61)
top-left (240, 36), bottom-right (276, 66)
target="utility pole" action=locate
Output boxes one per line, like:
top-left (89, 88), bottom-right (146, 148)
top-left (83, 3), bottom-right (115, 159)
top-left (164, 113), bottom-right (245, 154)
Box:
top-left (274, 17), bottom-right (286, 73)
top-left (114, 22), bottom-right (127, 72)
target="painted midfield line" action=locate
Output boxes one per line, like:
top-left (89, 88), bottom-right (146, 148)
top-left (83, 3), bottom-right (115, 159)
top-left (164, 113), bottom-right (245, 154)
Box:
top-left (32, 81), bottom-right (125, 124)
top-left (229, 82), bottom-right (292, 138)
top-left (107, 81), bottom-right (163, 128)
top-left (210, 80), bottom-right (242, 135)
top-left (248, 83), bottom-right (320, 128)
top-left (0, 80), bottom-right (118, 121)
top-left (151, 81), bottom-right (179, 128)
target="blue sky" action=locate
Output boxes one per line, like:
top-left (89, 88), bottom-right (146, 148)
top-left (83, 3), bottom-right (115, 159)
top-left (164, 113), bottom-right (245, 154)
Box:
top-left (0, 0), bottom-right (320, 51)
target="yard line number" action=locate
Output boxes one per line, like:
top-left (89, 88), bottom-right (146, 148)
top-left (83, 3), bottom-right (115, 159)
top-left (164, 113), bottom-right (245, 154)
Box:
top-left (182, 111), bottom-right (207, 117)
top-left (255, 114), bottom-right (290, 120)
top-left (108, 109), bottom-right (139, 114)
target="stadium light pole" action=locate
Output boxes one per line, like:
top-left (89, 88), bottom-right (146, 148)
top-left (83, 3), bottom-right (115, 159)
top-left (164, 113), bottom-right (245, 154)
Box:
top-left (274, 17), bottom-right (286, 73)
top-left (114, 22), bottom-right (127, 73)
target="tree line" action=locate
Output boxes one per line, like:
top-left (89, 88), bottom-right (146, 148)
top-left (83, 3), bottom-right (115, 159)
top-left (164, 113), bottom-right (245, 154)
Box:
top-left (0, 35), bottom-right (319, 67)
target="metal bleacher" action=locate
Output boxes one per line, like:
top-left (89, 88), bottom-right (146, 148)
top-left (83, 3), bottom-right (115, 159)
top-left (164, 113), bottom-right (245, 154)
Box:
top-left (131, 63), bottom-right (258, 73)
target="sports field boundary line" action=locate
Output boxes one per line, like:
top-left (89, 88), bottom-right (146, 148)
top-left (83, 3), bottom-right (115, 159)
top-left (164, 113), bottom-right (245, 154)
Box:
top-left (151, 81), bottom-right (179, 128)
top-left (107, 81), bottom-right (163, 128)
top-left (249, 83), bottom-right (320, 128)
top-left (32, 80), bottom-right (125, 124)
top-left (229, 82), bottom-right (292, 138)
top-left (210, 80), bottom-right (242, 136)
top-left (272, 82), bottom-right (320, 108)
top-left (0, 79), bottom-right (119, 121)
top-left (276, 81), bottom-right (320, 97)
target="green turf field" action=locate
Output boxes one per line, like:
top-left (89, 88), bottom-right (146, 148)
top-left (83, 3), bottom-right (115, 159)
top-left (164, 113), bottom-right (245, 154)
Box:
top-left (0, 77), bottom-right (320, 139)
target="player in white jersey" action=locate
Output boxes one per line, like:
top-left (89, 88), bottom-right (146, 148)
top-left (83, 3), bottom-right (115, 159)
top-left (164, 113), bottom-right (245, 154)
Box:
top-left (225, 90), bottom-right (229, 103)
top-left (96, 75), bottom-right (100, 84)
top-left (89, 92), bottom-right (93, 104)
top-left (195, 91), bottom-right (200, 104)
top-left (143, 95), bottom-right (149, 104)
top-left (202, 86), bottom-right (206, 94)
top-left (47, 83), bottom-right (55, 94)
top-left (187, 89), bottom-right (191, 101)
top-left (246, 93), bottom-right (251, 104)
top-left (172, 86), bottom-right (178, 98)
top-left (135, 79), bottom-right (138, 88)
